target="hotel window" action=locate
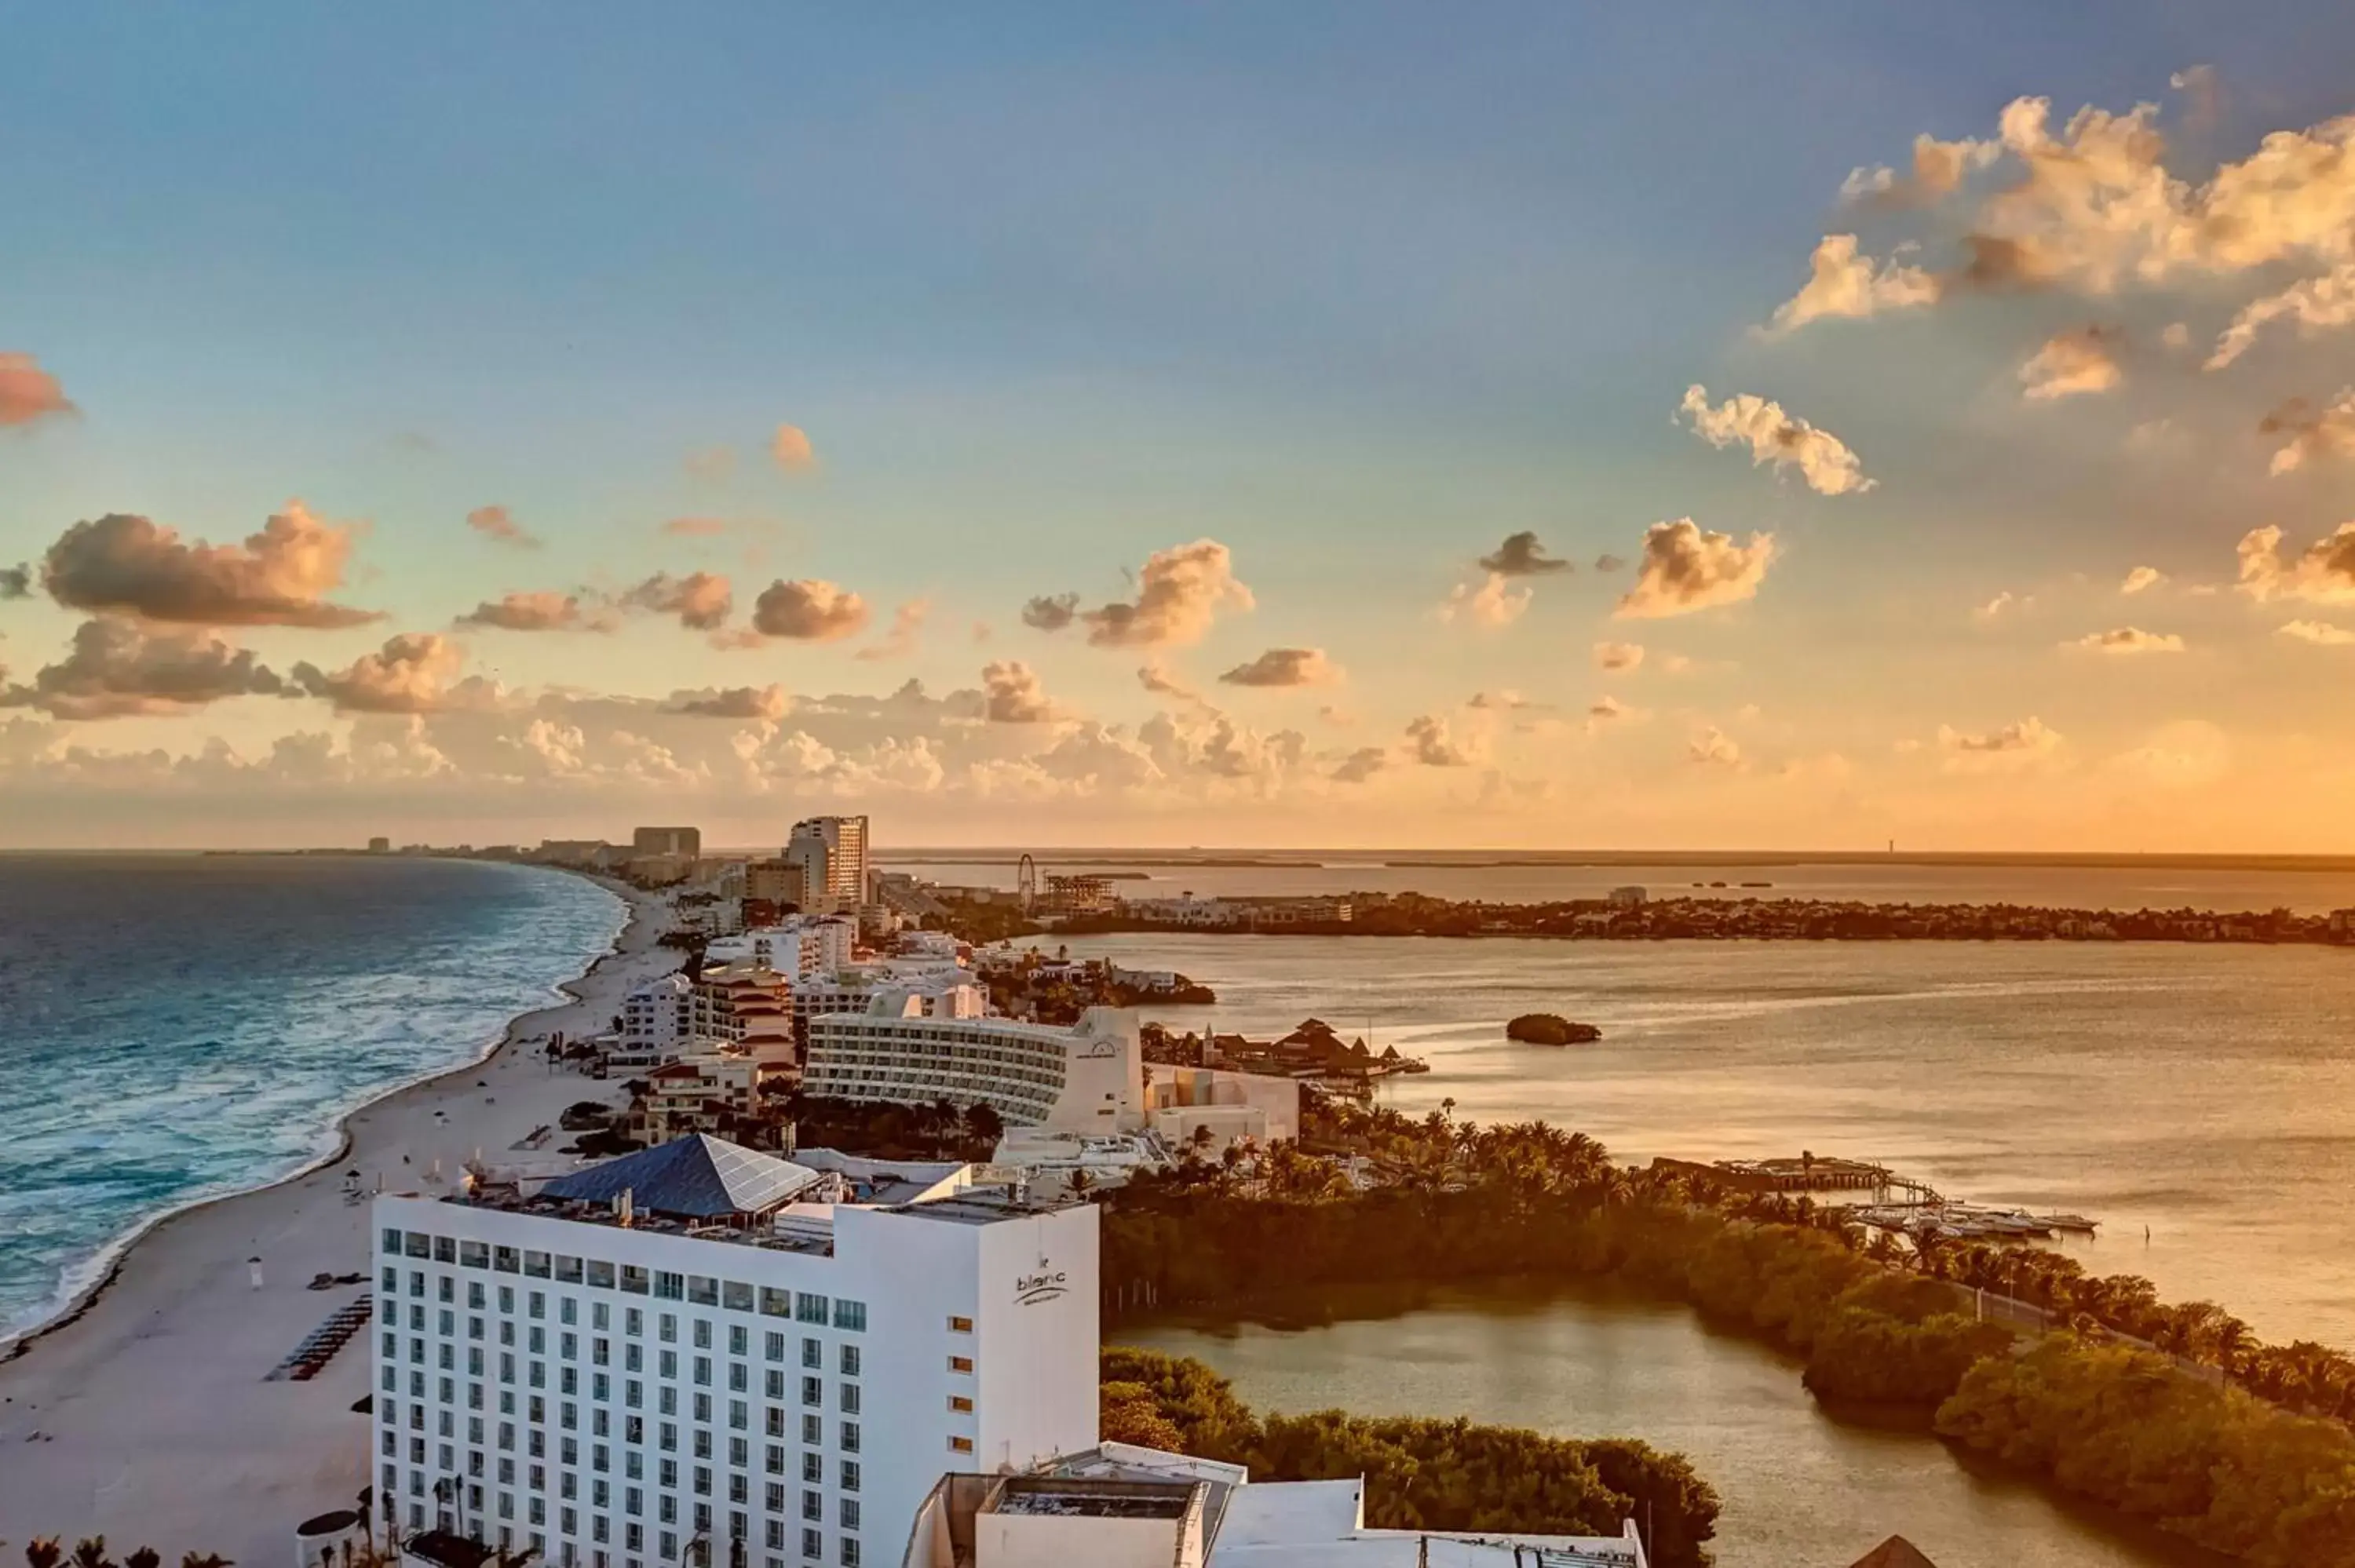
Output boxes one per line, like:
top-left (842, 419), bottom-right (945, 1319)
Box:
top-left (763, 1331), bottom-right (787, 1363)
top-left (836, 1346), bottom-right (858, 1377)
top-left (838, 1500), bottom-right (858, 1532)
top-left (801, 1414), bottom-right (821, 1446)
top-left (405, 1234), bottom-right (430, 1260)
top-left (411, 1271), bottom-right (427, 1298)
top-left (593, 1302), bottom-right (611, 1331)
top-left (469, 1313), bottom-right (485, 1340)
top-left (838, 1385), bottom-right (860, 1415)
top-left (528, 1293), bottom-right (546, 1321)
top-left (692, 1318), bottom-right (712, 1350)
top-left (654, 1273), bottom-right (685, 1301)
top-left (659, 1314), bottom-right (677, 1343)
top-left (624, 1344), bottom-right (642, 1373)
top-left (624, 1308), bottom-right (643, 1338)
top-left (619, 1267), bottom-right (650, 1296)
top-left (729, 1400), bottom-right (749, 1431)
top-left (624, 1416), bottom-right (643, 1445)
top-left (947, 1355), bottom-right (972, 1374)
top-left (383, 1227), bottom-right (404, 1253)
top-left (435, 1238), bottom-right (458, 1264)
top-left (693, 1466), bottom-right (712, 1497)
top-left (524, 1252), bottom-right (551, 1279)
top-left (765, 1369), bottom-right (785, 1402)
top-left (561, 1332), bottom-right (579, 1360)
top-left (729, 1475), bottom-right (749, 1505)
top-left (693, 1428), bottom-right (712, 1460)
top-left (946, 1316), bottom-right (972, 1333)
top-left (838, 1541), bottom-right (859, 1568)
top-left (586, 1260), bottom-right (615, 1289)
top-left (838, 1423), bottom-right (857, 1454)
top-left (382, 1267), bottom-right (400, 1293)
top-left (799, 1338), bottom-right (820, 1370)
top-left (560, 1299), bottom-right (579, 1327)
top-left (728, 1362), bottom-right (748, 1393)
top-left (800, 1490), bottom-right (820, 1522)
top-left (794, 1293), bottom-right (828, 1326)
top-left (799, 1377), bottom-right (820, 1407)
top-left (693, 1393), bottom-right (712, 1424)
top-left (838, 1461), bottom-right (857, 1493)
top-left (723, 1281), bottom-right (755, 1313)
top-left (947, 1436), bottom-right (972, 1454)
top-left (659, 1458), bottom-right (678, 1489)
top-left (831, 1301), bottom-right (865, 1333)
top-left (799, 1452), bottom-right (820, 1484)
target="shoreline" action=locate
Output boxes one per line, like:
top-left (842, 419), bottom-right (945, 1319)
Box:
top-left (0, 867), bottom-right (681, 1559)
top-left (0, 865), bottom-right (641, 1365)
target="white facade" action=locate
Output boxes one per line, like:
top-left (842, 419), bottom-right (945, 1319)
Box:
top-left (804, 1005), bottom-right (1144, 1131)
top-left (787, 818), bottom-right (870, 917)
top-left (706, 919), bottom-right (858, 982)
top-left (370, 1186), bottom-right (1097, 1568)
top-left (620, 975), bottom-right (694, 1055)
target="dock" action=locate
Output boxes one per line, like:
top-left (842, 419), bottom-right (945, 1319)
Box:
top-left (1650, 1153), bottom-right (1940, 1202)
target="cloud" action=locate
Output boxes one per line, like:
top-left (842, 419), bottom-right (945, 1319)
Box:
top-left (621, 571), bottom-right (734, 632)
top-left (1137, 662), bottom-right (1199, 701)
top-left (1021, 593), bottom-right (1079, 632)
top-left (1477, 531), bottom-right (1573, 576)
top-left (1467, 690), bottom-right (1546, 712)
top-left (1810, 93), bottom-right (2355, 306)
top-left (1219, 647), bottom-right (1342, 687)
top-left (980, 661), bottom-right (1057, 723)
top-left (2237, 523), bottom-right (2355, 603)
top-left (1937, 716), bottom-right (2063, 757)
top-left (0, 563), bottom-right (29, 600)
top-left (2111, 719), bottom-right (2230, 789)
top-left (2121, 566), bottom-right (2164, 595)
top-left (1973, 591), bottom-right (2020, 622)
top-left (2262, 390), bottom-right (2355, 475)
top-left (2066, 626), bottom-right (2186, 654)
top-left (0, 618), bottom-right (287, 719)
top-left (0, 352), bottom-right (75, 428)
top-left (856, 600), bottom-right (929, 662)
top-left (466, 505), bottom-right (539, 549)
top-left (455, 591), bottom-right (608, 633)
top-left (659, 516), bottom-right (733, 538)
top-left (2207, 263), bottom-right (2355, 370)
top-left (2279, 619), bottom-right (2355, 646)
top-left (771, 425), bottom-right (816, 472)
top-left (749, 579), bottom-right (870, 640)
top-left (1688, 727), bottom-right (1742, 767)
top-left (1593, 553), bottom-right (1626, 574)
top-left (1616, 520), bottom-right (1777, 618)
top-left (1330, 746), bottom-right (1388, 784)
top-left (1762, 235), bottom-right (1941, 333)
top-left (1594, 640), bottom-right (1645, 672)
top-left (1082, 541), bottom-right (1254, 647)
top-left (1586, 695), bottom-right (1630, 732)
top-left (291, 633), bottom-right (468, 714)
top-left (1678, 385), bottom-right (1874, 494)
top-left (1841, 133), bottom-right (2000, 207)
top-left (41, 503), bottom-right (378, 628)
top-left (667, 684), bottom-right (792, 720)
top-left (1438, 573), bottom-right (1532, 627)
top-left (1404, 714), bottom-right (1473, 767)
top-left (2020, 327), bottom-right (2124, 400)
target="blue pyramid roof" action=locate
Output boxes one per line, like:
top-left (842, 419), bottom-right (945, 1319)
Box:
top-left (540, 1134), bottom-right (821, 1219)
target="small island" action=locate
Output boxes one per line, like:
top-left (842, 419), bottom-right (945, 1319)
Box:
top-left (1507, 1012), bottom-right (1602, 1045)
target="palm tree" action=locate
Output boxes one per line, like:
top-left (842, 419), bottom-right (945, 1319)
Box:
top-left (123, 1552), bottom-right (159, 1568)
top-left (69, 1541), bottom-right (113, 1568)
top-left (26, 1540), bottom-right (64, 1568)
top-left (178, 1555), bottom-right (233, 1568)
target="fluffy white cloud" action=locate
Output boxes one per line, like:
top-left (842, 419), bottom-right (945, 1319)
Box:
top-left (2208, 263), bottom-right (2355, 369)
top-left (1438, 573), bottom-right (1532, 627)
top-left (456, 591), bottom-right (610, 633)
top-left (1842, 133), bottom-right (2000, 206)
top-left (1616, 520), bottom-right (1777, 619)
top-left (40, 502), bottom-right (378, 628)
top-left (2237, 523), bottom-right (2355, 603)
top-left (623, 572), bottom-right (734, 632)
top-left (1763, 235), bottom-right (1941, 333)
top-left (980, 661), bottom-right (1059, 723)
top-left (1404, 714), bottom-right (1473, 767)
top-left (1594, 640), bottom-right (1645, 672)
top-left (1937, 716), bottom-right (2063, 760)
top-left (2020, 327), bottom-right (2124, 400)
top-left (1, 618), bottom-right (288, 719)
top-left (749, 579), bottom-right (870, 640)
top-left (1678, 385), bottom-right (1874, 494)
top-left (666, 684), bottom-right (791, 720)
top-left (292, 633), bottom-right (472, 713)
top-left (1021, 593), bottom-right (1079, 632)
top-left (2121, 566), bottom-right (2164, 595)
top-left (2278, 619), bottom-right (2355, 645)
top-left (1082, 541), bottom-right (1254, 647)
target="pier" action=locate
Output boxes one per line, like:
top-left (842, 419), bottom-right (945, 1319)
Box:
top-left (1650, 1152), bottom-right (1941, 1204)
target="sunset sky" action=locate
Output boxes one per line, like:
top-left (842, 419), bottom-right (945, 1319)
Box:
top-left (7, 4), bottom-right (2355, 851)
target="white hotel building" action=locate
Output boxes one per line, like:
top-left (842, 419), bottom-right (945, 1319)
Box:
top-left (804, 1003), bottom-right (1145, 1132)
top-left (371, 1136), bottom-right (1097, 1568)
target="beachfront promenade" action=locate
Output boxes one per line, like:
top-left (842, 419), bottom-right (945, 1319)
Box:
top-left (0, 881), bottom-right (678, 1563)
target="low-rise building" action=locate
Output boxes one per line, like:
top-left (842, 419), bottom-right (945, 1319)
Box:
top-left (805, 1004), bottom-right (1145, 1132)
top-left (619, 973), bottom-right (693, 1056)
top-left (901, 1442), bottom-right (1649, 1568)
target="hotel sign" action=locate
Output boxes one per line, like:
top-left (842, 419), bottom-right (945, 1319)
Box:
top-left (1015, 1269), bottom-right (1068, 1307)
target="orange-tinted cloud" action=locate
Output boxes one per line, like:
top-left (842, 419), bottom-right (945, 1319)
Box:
top-left (1616, 520), bottom-right (1776, 618)
top-left (1679, 385), bottom-right (1874, 494)
top-left (1218, 647), bottom-right (1342, 687)
top-left (1, 618), bottom-right (287, 719)
top-left (42, 504), bottom-right (378, 628)
top-left (1082, 541), bottom-right (1253, 647)
top-left (0, 353), bottom-right (75, 428)
top-left (750, 579), bottom-right (869, 640)
top-left (466, 505), bottom-right (540, 549)
top-left (771, 425), bottom-right (816, 472)
top-left (292, 633), bottom-right (467, 713)
top-left (623, 571), bottom-right (735, 632)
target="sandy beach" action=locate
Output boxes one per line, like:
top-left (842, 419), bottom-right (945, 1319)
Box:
top-left (0, 873), bottom-right (681, 1560)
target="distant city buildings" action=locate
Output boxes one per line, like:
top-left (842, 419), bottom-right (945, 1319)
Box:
top-left (369, 837), bottom-right (393, 855)
top-left (787, 817), bottom-right (870, 916)
top-left (632, 826), bottom-right (703, 860)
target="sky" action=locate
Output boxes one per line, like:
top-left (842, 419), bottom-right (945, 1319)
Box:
top-left (5, 3), bottom-right (2355, 851)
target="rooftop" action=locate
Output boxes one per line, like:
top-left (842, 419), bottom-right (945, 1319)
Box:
top-left (537, 1133), bottom-right (820, 1219)
top-left (988, 1477), bottom-right (1199, 1521)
